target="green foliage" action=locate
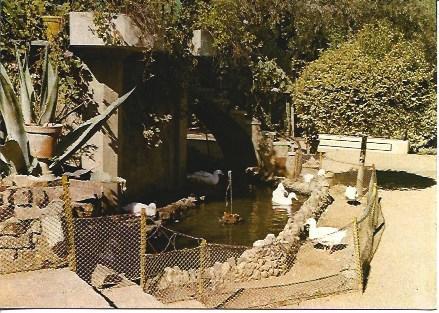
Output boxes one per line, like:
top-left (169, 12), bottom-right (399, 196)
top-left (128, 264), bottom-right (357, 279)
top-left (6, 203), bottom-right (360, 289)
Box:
top-left (293, 22), bottom-right (436, 151)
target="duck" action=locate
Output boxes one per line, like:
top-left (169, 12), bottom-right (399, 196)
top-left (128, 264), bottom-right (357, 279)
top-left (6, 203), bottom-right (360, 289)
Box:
top-left (272, 191), bottom-right (298, 206)
top-left (345, 186), bottom-right (358, 201)
top-left (317, 168), bottom-right (326, 177)
top-left (122, 202), bottom-right (157, 217)
top-left (187, 170), bottom-right (224, 185)
top-left (305, 218), bottom-right (346, 253)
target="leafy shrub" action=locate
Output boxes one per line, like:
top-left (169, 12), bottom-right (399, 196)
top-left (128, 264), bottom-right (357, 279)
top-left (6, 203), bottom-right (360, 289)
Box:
top-left (293, 22), bottom-right (436, 151)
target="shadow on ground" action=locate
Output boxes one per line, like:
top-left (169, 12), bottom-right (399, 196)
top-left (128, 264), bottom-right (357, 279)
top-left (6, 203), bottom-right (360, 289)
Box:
top-left (333, 170), bottom-right (436, 191)
top-left (376, 170), bottom-right (436, 190)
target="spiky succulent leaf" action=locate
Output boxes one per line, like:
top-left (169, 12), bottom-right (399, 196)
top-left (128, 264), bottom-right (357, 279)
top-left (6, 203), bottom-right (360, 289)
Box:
top-left (0, 63), bottom-right (31, 172)
top-left (39, 60), bottom-right (59, 125)
top-left (50, 87), bottom-right (136, 168)
top-left (16, 51), bottom-right (35, 124)
top-left (0, 140), bottom-right (26, 174)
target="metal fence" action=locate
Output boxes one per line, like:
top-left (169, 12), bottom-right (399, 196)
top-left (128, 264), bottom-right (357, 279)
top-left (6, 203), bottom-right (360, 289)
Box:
top-left (0, 168), bottom-right (383, 308)
top-left (0, 180), bottom-right (68, 274)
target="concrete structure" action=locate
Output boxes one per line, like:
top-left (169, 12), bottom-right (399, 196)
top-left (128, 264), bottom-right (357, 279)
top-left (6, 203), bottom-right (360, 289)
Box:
top-left (318, 134), bottom-right (409, 154)
top-left (69, 12), bottom-right (189, 203)
top-left (69, 12), bottom-right (259, 204)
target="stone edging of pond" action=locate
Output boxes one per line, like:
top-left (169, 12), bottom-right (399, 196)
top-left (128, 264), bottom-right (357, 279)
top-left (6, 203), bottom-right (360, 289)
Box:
top-left (153, 176), bottom-right (333, 294)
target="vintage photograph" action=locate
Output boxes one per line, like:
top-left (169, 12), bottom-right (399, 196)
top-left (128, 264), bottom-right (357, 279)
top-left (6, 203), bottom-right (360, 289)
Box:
top-left (0, 0), bottom-right (436, 309)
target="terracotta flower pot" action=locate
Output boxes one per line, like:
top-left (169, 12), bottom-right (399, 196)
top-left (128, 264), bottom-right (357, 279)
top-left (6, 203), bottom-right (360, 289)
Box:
top-left (42, 15), bottom-right (64, 41)
top-left (24, 124), bottom-right (63, 160)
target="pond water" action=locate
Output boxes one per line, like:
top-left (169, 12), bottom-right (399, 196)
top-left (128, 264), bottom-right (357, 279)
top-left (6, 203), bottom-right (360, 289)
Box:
top-left (169, 185), bottom-right (307, 247)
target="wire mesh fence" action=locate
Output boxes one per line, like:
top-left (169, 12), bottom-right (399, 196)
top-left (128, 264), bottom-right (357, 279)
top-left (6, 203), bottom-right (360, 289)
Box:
top-left (0, 166), bottom-right (383, 308)
top-left (0, 180), bottom-right (68, 274)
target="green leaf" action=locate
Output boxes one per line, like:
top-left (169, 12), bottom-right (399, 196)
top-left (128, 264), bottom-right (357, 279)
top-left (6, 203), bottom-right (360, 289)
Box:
top-left (0, 63), bottom-right (31, 171)
top-left (50, 87), bottom-right (136, 168)
top-left (39, 60), bottom-right (59, 125)
top-left (16, 51), bottom-right (35, 124)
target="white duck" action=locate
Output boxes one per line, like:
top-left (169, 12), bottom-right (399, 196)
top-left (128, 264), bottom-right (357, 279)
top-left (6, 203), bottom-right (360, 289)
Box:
top-left (303, 173), bottom-right (314, 183)
top-left (272, 191), bottom-right (298, 206)
top-left (305, 218), bottom-right (346, 252)
top-left (317, 168), bottom-right (326, 177)
top-left (345, 186), bottom-right (358, 201)
top-left (122, 202), bottom-right (157, 217)
top-left (187, 170), bottom-right (224, 185)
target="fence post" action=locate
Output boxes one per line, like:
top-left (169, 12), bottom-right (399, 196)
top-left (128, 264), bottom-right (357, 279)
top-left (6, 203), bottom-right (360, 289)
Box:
top-left (356, 135), bottom-right (368, 198)
top-left (140, 207), bottom-right (147, 292)
top-left (62, 175), bottom-right (76, 272)
top-left (198, 239), bottom-right (207, 301)
top-left (352, 218), bottom-right (363, 292)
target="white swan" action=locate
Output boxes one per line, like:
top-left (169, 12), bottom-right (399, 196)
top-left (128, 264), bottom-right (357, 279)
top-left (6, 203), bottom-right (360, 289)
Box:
top-left (122, 202), bottom-right (157, 217)
top-left (272, 191), bottom-right (298, 206)
top-left (272, 182), bottom-right (287, 198)
top-left (345, 186), bottom-right (358, 201)
top-left (305, 218), bottom-right (346, 252)
top-left (187, 170), bottom-right (224, 185)
top-left (303, 173), bottom-right (314, 183)
top-left (317, 168), bottom-right (326, 177)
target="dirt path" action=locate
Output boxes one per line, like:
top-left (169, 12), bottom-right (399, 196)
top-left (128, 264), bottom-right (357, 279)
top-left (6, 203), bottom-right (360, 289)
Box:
top-left (281, 151), bottom-right (437, 309)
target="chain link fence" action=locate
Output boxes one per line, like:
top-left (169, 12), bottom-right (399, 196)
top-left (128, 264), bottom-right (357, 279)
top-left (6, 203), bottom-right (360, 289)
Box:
top-left (0, 168), bottom-right (383, 308)
top-left (0, 179), bottom-right (69, 274)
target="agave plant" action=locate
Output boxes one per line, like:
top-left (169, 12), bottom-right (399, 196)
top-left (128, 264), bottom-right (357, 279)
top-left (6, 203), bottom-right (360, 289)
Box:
top-left (0, 48), bottom-right (135, 176)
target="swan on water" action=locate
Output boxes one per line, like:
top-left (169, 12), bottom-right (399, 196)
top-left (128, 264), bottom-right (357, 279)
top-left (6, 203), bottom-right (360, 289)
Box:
top-left (187, 170), bottom-right (224, 185)
top-left (272, 190), bottom-right (298, 206)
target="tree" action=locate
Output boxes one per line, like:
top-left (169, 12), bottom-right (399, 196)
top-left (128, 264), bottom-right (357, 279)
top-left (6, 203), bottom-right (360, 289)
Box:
top-left (293, 22), bottom-right (436, 151)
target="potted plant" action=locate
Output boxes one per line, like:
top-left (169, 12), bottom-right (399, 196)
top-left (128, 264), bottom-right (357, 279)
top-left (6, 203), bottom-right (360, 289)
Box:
top-left (42, 3), bottom-right (66, 41)
top-left (0, 47), bottom-right (136, 178)
top-left (16, 48), bottom-right (62, 176)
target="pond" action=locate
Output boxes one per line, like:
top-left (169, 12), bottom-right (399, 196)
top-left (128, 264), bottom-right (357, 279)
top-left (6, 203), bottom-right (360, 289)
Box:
top-left (169, 185), bottom-right (307, 247)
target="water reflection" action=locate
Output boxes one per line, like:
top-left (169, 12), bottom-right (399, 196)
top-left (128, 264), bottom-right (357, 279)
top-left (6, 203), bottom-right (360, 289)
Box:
top-left (170, 185), bottom-right (306, 247)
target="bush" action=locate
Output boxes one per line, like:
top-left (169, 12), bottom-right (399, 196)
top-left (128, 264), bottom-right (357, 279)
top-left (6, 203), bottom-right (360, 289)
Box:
top-left (293, 22), bottom-right (436, 151)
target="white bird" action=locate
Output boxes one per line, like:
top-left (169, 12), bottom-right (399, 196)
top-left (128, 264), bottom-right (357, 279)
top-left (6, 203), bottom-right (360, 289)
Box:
top-left (317, 168), bottom-right (326, 177)
top-left (272, 182), bottom-right (288, 198)
top-left (345, 186), bottom-right (358, 201)
top-left (305, 218), bottom-right (347, 252)
top-left (122, 202), bottom-right (157, 217)
top-left (187, 170), bottom-right (224, 185)
top-left (272, 191), bottom-right (298, 206)
top-left (303, 173), bottom-right (314, 183)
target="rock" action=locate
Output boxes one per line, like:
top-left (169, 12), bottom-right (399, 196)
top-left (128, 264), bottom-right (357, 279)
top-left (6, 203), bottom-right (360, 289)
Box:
top-left (268, 268), bottom-right (274, 276)
top-left (14, 206), bottom-right (41, 220)
top-left (40, 215), bottom-right (65, 248)
top-left (29, 220), bottom-right (41, 234)
top-left (261, 270), bottom-right (269, 278)
top-left (265, 233), bottom-right (276, 244)
top-left (0, 206), bottom-right (14, 222)
top-left (253, 239), bottom-right (266, 248)
top-left (0, 234), bottom-right (32, 249)
top-left (273, 269), bottom-right (280, 276)
top-left (0, 218), bottom-right (27, 236)
top-left (226, 257), bottom-right (236, 267)
top-left (221, 262), bottom-right (231, 276)
top-left (91, 264), bottom-right (122, 288)
top-left (251, 270), bottom-right (261, 280)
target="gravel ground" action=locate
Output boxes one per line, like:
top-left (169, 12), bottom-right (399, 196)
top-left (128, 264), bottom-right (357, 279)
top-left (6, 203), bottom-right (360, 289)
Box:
top-left (282, 150), bottom-right (437, 309)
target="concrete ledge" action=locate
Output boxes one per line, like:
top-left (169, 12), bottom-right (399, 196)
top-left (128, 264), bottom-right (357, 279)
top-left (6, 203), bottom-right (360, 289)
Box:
top-left (69, 12), bottom-right (213, 56)
top-left (318, 134), bottom-right (409, 154)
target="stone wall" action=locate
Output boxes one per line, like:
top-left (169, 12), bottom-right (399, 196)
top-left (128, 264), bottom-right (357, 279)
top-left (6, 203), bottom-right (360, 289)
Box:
top-left (0, 180), bottom-right (106, 274)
